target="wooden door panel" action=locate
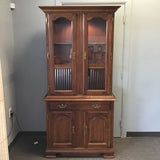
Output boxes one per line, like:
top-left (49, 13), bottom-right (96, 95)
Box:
top-left (48, 111), bottom-right (73, 148)
top-left (89, 116), bottom-right (106, 143)
top-left (85, 111), bottom-right (110, 148)
top-left (53, 114), bottom-right (72, 143)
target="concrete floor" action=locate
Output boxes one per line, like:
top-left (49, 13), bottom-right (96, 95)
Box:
top-left (9, 134), bottom-right (160, 160)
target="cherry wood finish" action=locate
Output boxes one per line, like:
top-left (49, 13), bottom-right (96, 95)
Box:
top-left (48, 111), bottom-right (73, 148)
top-left (46, 101), bottom-right (114, 157)
top-left (85, 111), bottom-right (110, 148)
top-left (40, 6), bottom-right (120, 158)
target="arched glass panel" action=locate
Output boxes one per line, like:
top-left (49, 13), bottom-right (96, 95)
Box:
top-left (53, 17), bottom-right (73, 90)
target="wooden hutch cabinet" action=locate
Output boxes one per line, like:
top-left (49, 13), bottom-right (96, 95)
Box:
top-left (40, 6), bottom-right (120, 158)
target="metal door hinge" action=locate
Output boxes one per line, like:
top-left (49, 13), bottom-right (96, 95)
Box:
top-left (45, 17), bottom-right (48, 23)
top-left (123, 16), bottom-right (126, 25)
top-left (84, 51), bottom-right (87, 60)
top-left (72, 126), bottom-right (75, 134)
top-left (47, 52), bottom-right (50, 60)
top-left (72, 52), bottom-right (76, 60)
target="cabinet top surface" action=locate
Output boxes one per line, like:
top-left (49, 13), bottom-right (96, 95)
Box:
top-left (39, 6), bottom-right (120, 13)
top-left (43, 94), bottom-right (117, 102)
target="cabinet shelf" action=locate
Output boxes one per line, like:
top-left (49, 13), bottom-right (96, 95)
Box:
top-left (54, 42), bottom-right (72, 45)
top-left (88, 42), bottom-right (106, 45)
top-left (54, 42), bottom-right (106, 45)
top-left (55, 63), bottom-right (72, 69)
top-left (88, 64), bottom-right (105, 69)
top-left (88, 66), bottom-right (105, 69)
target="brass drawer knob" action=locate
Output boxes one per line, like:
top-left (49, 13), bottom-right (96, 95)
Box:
top-left (57, 104), bottom-right (68, 109)
top-left (47, 52), bottom-right (50, 60)
top-left (84, 51), bottom-right (87, 60)
top-left (72, 126), bottom-right (75, 134)
top-left (92, 104), bottom-right (101, 109)
top-left (72, 52), bottom-right (76, 60)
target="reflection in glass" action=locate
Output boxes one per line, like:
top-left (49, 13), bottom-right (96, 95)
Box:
top-left (53, 17), bottom-right (72, 90)
top-left (88, 18), bottom-right (106, 90)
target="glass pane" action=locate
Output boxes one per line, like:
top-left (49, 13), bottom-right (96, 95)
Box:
top-left (88, 18), bottom-right (106, 90)
top-left (53, 17), bottom-right (73, 90)
top-left (55, 68), bottom-right (72, 90)
top-left (88, 69), bottom-right (105, 90)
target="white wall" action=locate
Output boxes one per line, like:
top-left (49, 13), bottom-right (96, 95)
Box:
top-left (12, 0), bottom-right (55, 131)
top-left (0, 0), bottom-right (18, 144)
top-left (122, 0), bottom-right (160, 136)
top-left (11, 0), bottom-right (160, 136)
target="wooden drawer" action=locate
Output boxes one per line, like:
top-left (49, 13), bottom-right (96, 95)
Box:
top-left (47, 102), bottom-right (74, 111)
top-left (47, 101), bottom-right (112, 111)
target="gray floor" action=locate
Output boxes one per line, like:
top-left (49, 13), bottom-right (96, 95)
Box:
top-left (9, 134), bottom-right (160, 160)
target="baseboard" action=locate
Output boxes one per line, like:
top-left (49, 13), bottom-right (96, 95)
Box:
top-left (17, 131), bottom-right (46, 136)
top-left (8, 131), bottom-right (46, 151)
top-left (127, 132), bottom-right (160, 137)
top-left (8, 132), bottom-right (21, 151)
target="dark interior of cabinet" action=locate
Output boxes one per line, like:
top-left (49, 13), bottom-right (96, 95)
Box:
top-left (88, 18), bottom-right (106, 44)
top-left (54, 17), bottom-right (72, 44)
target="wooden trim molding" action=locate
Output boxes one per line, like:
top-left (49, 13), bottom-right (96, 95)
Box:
top-left (55, 0), bottom-right (126, 6)
top-left (43, 95), bottom-right (117, 101)
top-left (39, 6), bottom-right (120, 13)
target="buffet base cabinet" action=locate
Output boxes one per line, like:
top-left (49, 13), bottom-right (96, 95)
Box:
top-left (45, 100), bottom-right (114, 158)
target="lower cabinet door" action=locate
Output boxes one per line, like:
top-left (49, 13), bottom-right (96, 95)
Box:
top-left (48, 111), bottom-right (74, 148)
top-left (85, 111), bottom-right (111, 148)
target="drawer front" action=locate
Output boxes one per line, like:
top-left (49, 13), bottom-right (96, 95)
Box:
top-left (47, 101), bottom-right (112, 111)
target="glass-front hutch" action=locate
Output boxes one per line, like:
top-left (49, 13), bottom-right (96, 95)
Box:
top-left (40, 6), bottom-right (119, 158)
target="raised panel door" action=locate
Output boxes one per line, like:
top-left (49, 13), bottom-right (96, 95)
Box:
top-left (48, 111), bottom-right (74, 148)
top-left (85, 111), bottom-right (110, 148)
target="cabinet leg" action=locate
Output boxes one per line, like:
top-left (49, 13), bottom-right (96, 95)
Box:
top-left (103, 154), bottom-right (114, 159)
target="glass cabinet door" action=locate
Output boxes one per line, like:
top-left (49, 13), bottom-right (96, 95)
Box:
top-left (84, 14), bottom-right (110, 94)
top-left (88, 17), bottom-right (106, 90)
top-left (49, 14), bottom-right (76, 94)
